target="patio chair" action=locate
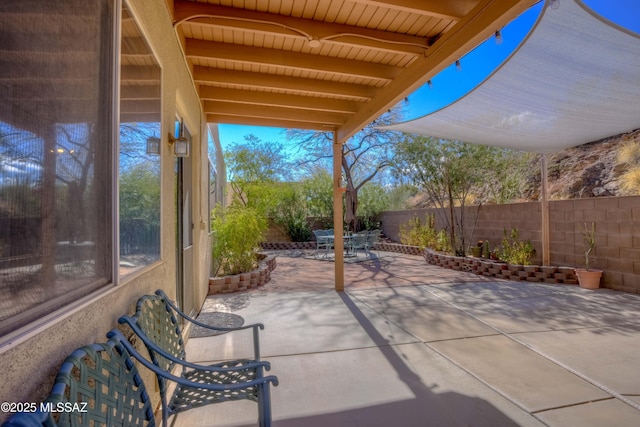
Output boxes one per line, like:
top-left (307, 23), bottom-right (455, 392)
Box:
top-left (118, 290), bottom-right (277, 427)
top-left (312, 229), bottom-right (333, 258)
top-left (366, 230), bottom-right (381, 257)
top-left (1, 339), bottom-right (156, 427)
top-left (1, 411), bottom-right (55, 427)
top-left (348, 232), bottom-right (369, 258)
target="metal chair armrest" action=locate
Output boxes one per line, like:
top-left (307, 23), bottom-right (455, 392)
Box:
top-left (117, 317), bottom-right (270, 373)
top-left (107, 330), bottom-right (279, 390)
top-left (156, 289), bottom-right (264, 333)
top-left (155, 289), bottom-right (263, 360)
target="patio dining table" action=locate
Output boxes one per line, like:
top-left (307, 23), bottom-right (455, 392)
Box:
top-left (327, 233), bottom-right (365, 258)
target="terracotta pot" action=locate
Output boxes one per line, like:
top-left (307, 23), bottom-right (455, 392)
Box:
top-left (574, 268), bottom-right (602, 289)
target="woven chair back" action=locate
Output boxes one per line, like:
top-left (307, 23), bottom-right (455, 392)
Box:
top-left (48, 342), bottom-right (155, 427)
top-left (134, 295), bottom-right (186, 371)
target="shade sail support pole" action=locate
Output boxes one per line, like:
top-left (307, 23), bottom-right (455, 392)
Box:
top-left (333, 132), bottom-right (345, 292)
top-left (541, 154), bottom-right (550, 266)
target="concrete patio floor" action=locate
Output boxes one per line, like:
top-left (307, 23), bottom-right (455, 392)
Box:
top-left (176, 251), bottom-right (640, 427)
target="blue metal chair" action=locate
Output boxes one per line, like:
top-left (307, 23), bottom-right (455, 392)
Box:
top-left (2, 340), bottom-right (156, 427)
top-left (348, 232), bottom-right (369, 258)
top-left (312, 229), bottom-right (333, 258)
top-left (1, 411), bottom-right (55, 427)
top-left (366, 230), bottom-right (381, 257)
top-left (118, 290), bottom-right (278, 427)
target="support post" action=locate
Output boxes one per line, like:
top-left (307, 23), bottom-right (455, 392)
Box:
top-left (541, 154), bottom-right (550, 266)
top-left (333, 132), bottom-right (344, 292)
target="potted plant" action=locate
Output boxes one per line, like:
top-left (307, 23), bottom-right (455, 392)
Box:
top-left (574, 222), bottom-right (602, 289)
top-left (470, 240), bottom-right (483, 257)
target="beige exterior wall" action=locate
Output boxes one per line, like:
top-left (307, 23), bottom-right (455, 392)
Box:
top-left (380, 195), bottom-right (640, 293)
top-left (0, 0), bottom-right (212, 418)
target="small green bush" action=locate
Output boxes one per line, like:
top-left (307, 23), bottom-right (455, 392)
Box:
top-left (398, 214), bottom-right (450, 252)
top-left (272, 189), bottom-right (312, 242)
top-left (399, 215), bottom-right (436, 249)
top-left (211, 204), bottom-right (267, 276)
top-left (497, 228), bottom-right (535, 265)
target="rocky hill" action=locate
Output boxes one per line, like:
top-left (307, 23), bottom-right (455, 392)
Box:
top-left (407, 128), bottom-right (640, 208)
top-left (522, 128), bottom-right (640, 201)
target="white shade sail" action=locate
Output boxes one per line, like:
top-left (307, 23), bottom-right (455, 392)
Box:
top-left (386, 0), bottom-right (640, 153)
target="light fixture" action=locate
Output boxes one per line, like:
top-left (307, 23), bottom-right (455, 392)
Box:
top-left (427, 80), bottom-right (433, 89)
top-left (495, 30), bottom-right (503, 45)
top-left (455, 60), bottom-right (462, 71)
top-left (146, 136), bottom-right (160, 155)
top-left (550, 0), bottom-right (560, 10)
top-left (307, 38), bottom-right (321, 49)
top-left (168, 133), bottom-right (190, 157)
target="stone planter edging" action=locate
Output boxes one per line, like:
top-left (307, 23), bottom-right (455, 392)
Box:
top-left (260, 242), bottom-right (315, 250)
top-left (259, 241), bottom-right (424, 256)
top-left (373, 242), bottom-right (423, 256)
top-left (424, 249), bottom-right (578, 284)
top-left (208, 254), bottom-right (277, 295)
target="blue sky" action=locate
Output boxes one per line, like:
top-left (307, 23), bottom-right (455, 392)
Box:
top-left (217, 0), bottom-right (640, 148)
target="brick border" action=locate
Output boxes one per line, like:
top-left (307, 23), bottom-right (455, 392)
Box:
top-left (374, 242), bottom-right (423, 256)
top-left (208, 254), bottom-right (277, 295)
top-left (260, 242), bottom-right (315, 250)
top-left (261, 241), bottom-right (424, 256)
top-left (424, 249), bottom-right (578, 284)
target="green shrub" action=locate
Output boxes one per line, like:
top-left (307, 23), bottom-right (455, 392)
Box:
top-left (398, 214), bottom-right (452, 252)
top-left (497, 228), bottom-right (535, 265)
top-left (211, 204), bottom-right (267, 276)
top-left (272, 189), bottom-right (312, 242)
top-left (435, 229), bottom-right (451, 253)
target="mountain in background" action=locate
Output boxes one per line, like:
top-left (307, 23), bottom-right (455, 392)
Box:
top-left (523, 128), bottom-right (640, 201)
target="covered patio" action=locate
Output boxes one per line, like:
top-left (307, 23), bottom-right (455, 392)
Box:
top-left (176, 252), bottom-right (640, 426)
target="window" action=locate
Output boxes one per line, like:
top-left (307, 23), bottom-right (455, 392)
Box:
top-left (118, 3), bottom-right (161, 277)
top-left (0, 0), bottom-right (116, 336)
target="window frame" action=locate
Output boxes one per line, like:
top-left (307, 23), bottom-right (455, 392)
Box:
top-left (117, 0), bottom-right (164, 281)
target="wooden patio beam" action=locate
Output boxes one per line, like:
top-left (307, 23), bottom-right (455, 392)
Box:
top-left (174, 0), bottom-right (430, 55)
top-left (193, 67), bottom-right (376, 101)
top-left (185, 39), bottom-right (397, 82)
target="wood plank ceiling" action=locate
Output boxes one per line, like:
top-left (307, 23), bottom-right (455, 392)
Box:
top-left (171, 0), bottom-right (537, 142)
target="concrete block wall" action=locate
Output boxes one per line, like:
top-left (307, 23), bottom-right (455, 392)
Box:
top-left (264, 219), bottom-right (290, 242)
top-left (549, 197), bottom-right (640, 293)
top-left (380, 195), bottom-right (640, 293)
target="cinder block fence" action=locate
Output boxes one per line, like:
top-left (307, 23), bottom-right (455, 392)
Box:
top-left (379, 196), bottom-right (640, 293)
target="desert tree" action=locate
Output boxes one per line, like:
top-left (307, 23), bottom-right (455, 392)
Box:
top-left (287, 108), bottom-right (404, 232)
top-left (394, 135), bottom-right (523, 254)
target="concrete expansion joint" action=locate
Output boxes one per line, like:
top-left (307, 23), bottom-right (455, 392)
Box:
top-left (531, 396), bottom-right (616, 414)
top-left (423, 288), bottom-right (640, 415)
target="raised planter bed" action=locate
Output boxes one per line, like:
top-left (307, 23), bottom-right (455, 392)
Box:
top-left (260, 241), bottom-right (425, 256)
top-left (260, 241), bottom-right (315, 251)
top-left (424, 249), bottom-right (578, 284)
top-left (208, 254), bottom-right (277, 295)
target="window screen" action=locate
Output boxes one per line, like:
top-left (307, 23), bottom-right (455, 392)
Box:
top-left (0, 0), bottom-right (116, 336)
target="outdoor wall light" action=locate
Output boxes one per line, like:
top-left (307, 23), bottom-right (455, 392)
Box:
top-left (146, 136), bottom-right (160, 155)
top-left (495, 30), bottom-right (503, 45)
top-left (168, 133), bottom-right (190, 157)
